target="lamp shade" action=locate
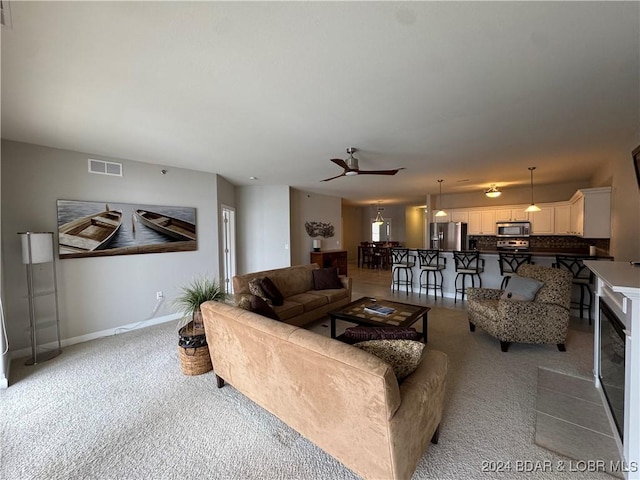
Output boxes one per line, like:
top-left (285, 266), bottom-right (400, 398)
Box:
top-left (19, 232), bottom-right (54, 264)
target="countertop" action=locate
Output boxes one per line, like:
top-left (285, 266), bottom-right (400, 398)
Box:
top-left (403, 248), bottom-right (613, 259)
top-left (584, 260), bottom-right (640, 295)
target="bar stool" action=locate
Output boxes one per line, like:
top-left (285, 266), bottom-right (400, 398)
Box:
top-left (390, 248), bottom-right (415, 296)
top-left (497, 252), bottom-right (533, 289)
top-left (416, 249), bottom-right (447, 298)
top-left (453, 251), bottom-right (485, 303)
top-left (553, 255), bottom-right (596, 324)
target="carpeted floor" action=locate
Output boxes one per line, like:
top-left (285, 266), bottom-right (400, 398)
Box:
top-left (1, 306), bottom-right (616, 479)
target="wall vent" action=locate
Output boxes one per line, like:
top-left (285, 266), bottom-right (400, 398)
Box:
top-left (88, 159), bottom-right (123, 177)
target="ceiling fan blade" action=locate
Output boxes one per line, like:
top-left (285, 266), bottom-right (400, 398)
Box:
top-left (357, 168), bottom-right (405, 176)
top-left (330, 158), bottom-right (349, 170)
top-left (321, 172), bottom-right (347, 182)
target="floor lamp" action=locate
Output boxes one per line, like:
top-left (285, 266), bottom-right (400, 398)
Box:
top-left (18, 232), bottom-right (62, 366)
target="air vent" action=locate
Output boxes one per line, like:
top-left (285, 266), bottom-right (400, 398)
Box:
top-left (1, 0), bottom-right (12, 28)
top-left (88, 159), bottom-right (123, 177)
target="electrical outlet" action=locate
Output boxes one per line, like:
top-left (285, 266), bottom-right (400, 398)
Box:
top-left (156, 291), bottom-right (163, 300)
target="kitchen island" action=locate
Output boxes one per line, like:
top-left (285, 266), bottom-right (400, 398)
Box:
top-left (397, 249), bottom-right (612, 300)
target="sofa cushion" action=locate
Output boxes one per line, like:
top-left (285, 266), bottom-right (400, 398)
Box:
top-left (310, 287), bottom-right (349, 303)
top-left (248, 277), bottom-right (272, 305)
top-left (312, 267), bottom-right (343, 290)
top-left (271, 300), bottom-right (305, 321)
top-left (467, 298), bottom-right (501, 323)
top-left (354, 339), bottom-right (425, 381)
top-left (260, 277), bottom-right (284, 306)
top-left (500, 274), bottom-right (544, 301)
top-left (287, 292), bottom-right (328, 312)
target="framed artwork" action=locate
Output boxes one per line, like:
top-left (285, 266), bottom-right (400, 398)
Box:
top-left (56, 199), bottom-right (197, 259)
top-left (633, 145), bottom-right (640, 190)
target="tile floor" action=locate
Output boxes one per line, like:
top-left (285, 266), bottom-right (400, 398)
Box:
top-left (535, 368), bottom-right (623, 478)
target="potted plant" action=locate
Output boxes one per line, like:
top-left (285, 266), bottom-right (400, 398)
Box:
top-left (174, 276), bottom-right (228, 331)
top-left (174, 276), bottom-right (228, 376)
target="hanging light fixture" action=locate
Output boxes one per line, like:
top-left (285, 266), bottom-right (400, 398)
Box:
top-left (525, 167), bottom-right (541, 212)
top-left (435, 179), bottom-right (447, 217)
top-left (373, 202), bottom-right (384, 225)
top-left (485, 184), bottom-right (502, 198)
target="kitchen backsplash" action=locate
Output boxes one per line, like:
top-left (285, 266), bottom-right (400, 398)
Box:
top-left (470, 236), bottom-right (610, 255)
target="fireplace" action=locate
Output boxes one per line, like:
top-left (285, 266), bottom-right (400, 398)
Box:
top-left (599, 298), bottom-right (626, 440)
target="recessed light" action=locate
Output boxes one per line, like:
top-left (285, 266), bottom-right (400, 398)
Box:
top-left (249, 176), bottom-right (258, 180)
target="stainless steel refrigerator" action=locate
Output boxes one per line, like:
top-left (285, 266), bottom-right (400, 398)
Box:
top-left (429, 222), bottom-right (468, 251)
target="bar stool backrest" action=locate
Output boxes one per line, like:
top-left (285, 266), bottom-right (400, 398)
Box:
top-left (391, 248), bottom-right (414, 266)
top-left (554, 255), bottom-right (595, 282)
top-left (498, 252), bottom-right (533, 276)
top-left (416, 249), bottom-right (444, 269)
top-left (453, 251), bottom-right (481, 271)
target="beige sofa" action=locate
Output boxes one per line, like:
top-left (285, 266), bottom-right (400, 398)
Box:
top-left (232, 263), bottom-right (352, 326)
top-left (201, 300), bottom-right (448, 480)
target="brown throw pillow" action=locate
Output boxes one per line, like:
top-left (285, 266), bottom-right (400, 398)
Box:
top-left (260, 277), bottom-right (284, 306)
top-left (248, 277), bottom-right (272, 305)
top-left (249, 295), bottom-right (280, 321)
top-left (312, 267), bottom-right (343, 290)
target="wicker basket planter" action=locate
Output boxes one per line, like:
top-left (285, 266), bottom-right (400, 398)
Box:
top-left (178, 321), bottom-right (213, 376)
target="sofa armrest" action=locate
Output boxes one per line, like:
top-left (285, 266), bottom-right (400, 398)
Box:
top-left (388, 349), bottom-right (448, 478)
top-left (466, 287), bottom-right (502, 301)
top-left (340, 276), bottom-right (353, 295)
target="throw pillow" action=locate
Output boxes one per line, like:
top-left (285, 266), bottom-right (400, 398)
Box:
top-left (248, 277), bottom-right (272, 305)
top-left (500, 274), bottom-right (544, 301)
top-left (354, 339), bottom-right (425, 381)
top-left (312, 267), bottom-right (343, 290)
top-left (260, 277), bottom-right (284, 306)
top-left (237, 294), bottom-right (280, 321)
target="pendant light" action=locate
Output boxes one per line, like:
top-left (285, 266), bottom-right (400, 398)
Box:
top-left (525, 167), bottom-right (541, 212)
top-left (373, 202), bottom-right (384, 225)
top-left (435, 179), bottom-right (447, 217)
top-left (485, 184), bottom-right (502, 198)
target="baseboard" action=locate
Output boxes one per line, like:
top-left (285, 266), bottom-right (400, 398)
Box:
top-left (10, 312), bottom-right (182, 361)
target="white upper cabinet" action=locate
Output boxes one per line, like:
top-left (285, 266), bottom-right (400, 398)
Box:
top-left (468, 210), bottom-right (497, 235)
top-left (570, 187), bottom-right (611, 238)
top-left (554, 204), bottom-right (572, 235)
top-left (529, 206), bottom-right (554, 234)
top-left (450, 211), bottom-right (469, 224)
top-left (496, 209), bottom-right (529, 222)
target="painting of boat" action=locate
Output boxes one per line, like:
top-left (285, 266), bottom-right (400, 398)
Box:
top-left (58, 205), bottom-right (123, 255)
top-left (134, 210), bottom-right (196, 241)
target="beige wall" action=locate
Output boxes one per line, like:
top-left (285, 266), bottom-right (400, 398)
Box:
top-left (591, 145), bottom-right (640, 261)
top-left (405, 206), bottom-right (426, 249)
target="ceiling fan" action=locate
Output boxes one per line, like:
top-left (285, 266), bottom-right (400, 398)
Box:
top-left (321, 147), bottom-right (404, 182)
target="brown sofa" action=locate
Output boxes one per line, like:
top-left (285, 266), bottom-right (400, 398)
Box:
top-left (232, 263), bottom-right (352, 326)
top-left (201, 300), bottom-right (448, 480)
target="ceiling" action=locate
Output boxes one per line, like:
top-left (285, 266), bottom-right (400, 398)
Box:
top-left (2, 1), bottom-right (638, 206)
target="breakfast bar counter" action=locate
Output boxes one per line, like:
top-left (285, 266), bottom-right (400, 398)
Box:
top-left (396, 249), bottom-right (613, 299)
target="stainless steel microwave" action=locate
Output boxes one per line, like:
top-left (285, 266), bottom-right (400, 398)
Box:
top-left (496, 221), bottom-right (530, 237)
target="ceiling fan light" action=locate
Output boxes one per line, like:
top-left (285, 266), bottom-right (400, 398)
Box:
top-left (485, 184), bottom-right (502, 198)
top-left (345, 171), bottom-right (358, 176)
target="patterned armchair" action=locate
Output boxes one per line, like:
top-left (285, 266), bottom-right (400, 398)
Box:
top-left (466, 264), bottom-right (573, 352)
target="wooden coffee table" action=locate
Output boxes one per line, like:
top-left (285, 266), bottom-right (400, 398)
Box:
top-left (329, 297), bottom-right (430, 342)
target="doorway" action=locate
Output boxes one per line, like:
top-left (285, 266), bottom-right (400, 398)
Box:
top-left (221, 205), bottom-right (236, 294)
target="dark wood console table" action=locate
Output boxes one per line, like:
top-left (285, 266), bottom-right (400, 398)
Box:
top-left (310, 249), bottom-right (348, 276)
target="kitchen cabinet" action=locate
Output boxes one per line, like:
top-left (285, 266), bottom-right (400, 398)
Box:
top-left (450, 210), bottom-right (469, 223)
top-left (553, 204), bottom-right (572, 235)
top-left (495, 209), bottom-right (529, 222)
top-left (530, 207), bottom-right (554, 235)
top-left (568, 187), bottom-right (611, 238)
top-left (468, 210), bottom-right (496, 235)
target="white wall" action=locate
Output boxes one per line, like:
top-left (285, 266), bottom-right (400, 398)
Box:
top-left (216, 175), bottom-right (236, 281)
top-left (1, 146), bottom-right (8, 388)
top-left (235, 185), bottom-right (291, 273)
top-left (1, 141), bottom-right (221, 351)
top-left (290, 189), bottom-right (342, 266)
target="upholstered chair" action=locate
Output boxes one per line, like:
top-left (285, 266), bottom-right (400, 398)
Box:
top-left (466, 264), bottom-right (573, 352)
